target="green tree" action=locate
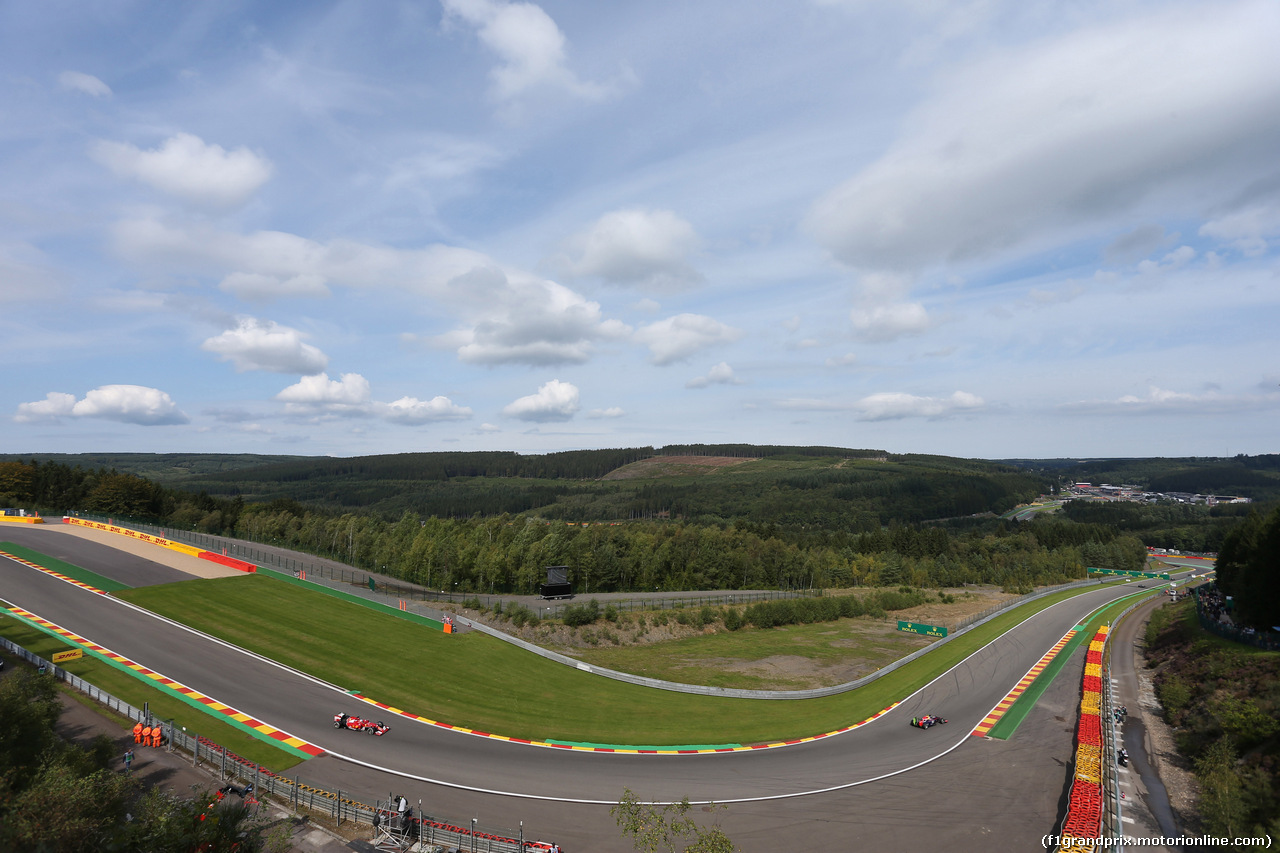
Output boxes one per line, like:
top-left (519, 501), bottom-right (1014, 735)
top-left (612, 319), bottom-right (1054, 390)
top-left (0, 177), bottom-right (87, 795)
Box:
top-left (612, 788), bottom-right (737, 853)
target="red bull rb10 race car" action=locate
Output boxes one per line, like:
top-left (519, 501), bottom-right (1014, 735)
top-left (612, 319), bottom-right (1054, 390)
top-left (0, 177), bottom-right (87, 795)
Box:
top-left (910, 714), bottom-right (948, 729)
top-left (334, 712), bottom-right (391, 736)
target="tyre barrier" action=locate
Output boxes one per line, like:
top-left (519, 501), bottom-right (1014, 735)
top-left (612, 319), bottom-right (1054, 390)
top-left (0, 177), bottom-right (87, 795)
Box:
top-left (1057, 627), bottom-right (1111, 852)
top-left (1077, 713), bottom-right (1101, 747)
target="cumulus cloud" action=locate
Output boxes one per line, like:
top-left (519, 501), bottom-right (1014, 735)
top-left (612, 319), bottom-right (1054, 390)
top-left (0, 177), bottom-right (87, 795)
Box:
top-left (805, 3), bottom-right (1280, 274)
top-left (1136, 246), bottom-right (1196, 276)
top-left (852, 390), bottom-right (984, 421)
top-left (380, 396), bottom-right (473, 424)
top-left (92, 132), bottom-right (272, 207)
top-left (502, 379), bottom-right (580, 422)
top-left (442, 0), bottom-right (608, 102)
top-left (1199, 204), bottom-right (1280, 256)
top-left (113, 218), bottom-right (628, 368)
top-left (558, 208), bottom-right (703, 290)
top-left (15, 386), bottom-right (188, 425)
top-left (633, 313), bottom-right (743, 365)
top-left (201, 317), bottom-right (328, 375)
top-left (58, 71), bottom-right (111, 98)
top-left (446, 269), bottom-right (631, 366)
top-left (686, 361), bottom-right (742, 389)
top-left (275, 372), bottom-right (372, 416)
top-left (850, 301), bottom-right (931, 342)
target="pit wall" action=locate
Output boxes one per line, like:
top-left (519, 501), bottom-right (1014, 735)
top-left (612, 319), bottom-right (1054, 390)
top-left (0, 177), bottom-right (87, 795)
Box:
top-left (61, 516), bottom-right (255, 573)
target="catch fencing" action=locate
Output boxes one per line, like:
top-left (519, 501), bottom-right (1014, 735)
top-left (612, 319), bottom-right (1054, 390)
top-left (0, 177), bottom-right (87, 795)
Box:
top-left (70, 513), bottom-right (821, 614)
top-left (0, 637), bottom-right (545, 852)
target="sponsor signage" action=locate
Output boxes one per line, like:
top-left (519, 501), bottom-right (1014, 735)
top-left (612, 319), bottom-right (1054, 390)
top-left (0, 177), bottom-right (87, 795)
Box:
top-left (1089, 568), bottom-right (1171, 580)
top-left (52, 649), bottom-right (83, 664)
top-left (898, 620), bottom-right (947, 638)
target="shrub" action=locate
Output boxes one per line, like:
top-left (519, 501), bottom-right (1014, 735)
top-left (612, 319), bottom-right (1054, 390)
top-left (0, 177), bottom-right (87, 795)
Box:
top-left (507, 603), bottom-right (534, 628)
top-left (604, 603), bottom-right (619, 623)
top-left (562, 599), bottom-right (601, 627)
top-left (700, 606), bottom-right (717, 627)
top-left (723, 608), bottom-right (743, 631)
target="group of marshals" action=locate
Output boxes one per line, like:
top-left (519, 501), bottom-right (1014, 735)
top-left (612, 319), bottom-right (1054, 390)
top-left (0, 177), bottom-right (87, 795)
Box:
top-left (132, 721), bottom-right (166, 748)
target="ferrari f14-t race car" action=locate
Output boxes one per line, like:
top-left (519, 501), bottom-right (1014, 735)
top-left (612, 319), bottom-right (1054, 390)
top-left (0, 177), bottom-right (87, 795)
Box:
top-left (333, 712), bottom-right (391, 736)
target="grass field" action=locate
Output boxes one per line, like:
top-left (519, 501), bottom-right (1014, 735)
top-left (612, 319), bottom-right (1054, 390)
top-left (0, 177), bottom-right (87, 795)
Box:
top-left (563, 619), bottom-right (935, 690)
top-left (113, 574), bottom-right (1126, 746)
top-left (0, 607), bottom-right (303, 772)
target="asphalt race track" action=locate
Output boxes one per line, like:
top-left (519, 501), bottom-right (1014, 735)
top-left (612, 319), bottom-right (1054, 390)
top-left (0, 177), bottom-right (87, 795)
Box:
top-left (0, 525), bottom-right (1193, 850)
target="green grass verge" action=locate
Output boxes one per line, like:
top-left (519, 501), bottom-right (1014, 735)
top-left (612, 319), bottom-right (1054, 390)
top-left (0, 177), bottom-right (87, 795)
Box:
top-left (1, 542), bottom-right (132, 592)
top-left (115, 574), bottom-right (1126, 747)
top-left (0, 607), bottom-right (302, 772)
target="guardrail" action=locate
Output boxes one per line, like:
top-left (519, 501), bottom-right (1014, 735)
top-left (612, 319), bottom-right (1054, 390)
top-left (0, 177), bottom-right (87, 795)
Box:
top-left (0, 637), bottom-right (546, 852)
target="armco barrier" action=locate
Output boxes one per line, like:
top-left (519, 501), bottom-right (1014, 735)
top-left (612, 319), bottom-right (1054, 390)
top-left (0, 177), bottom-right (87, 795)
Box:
top-left (0, 636), bottom-right (541, 851)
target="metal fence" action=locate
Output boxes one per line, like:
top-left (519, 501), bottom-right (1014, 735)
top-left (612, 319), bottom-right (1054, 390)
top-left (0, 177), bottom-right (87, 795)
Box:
top-left (72, 513), bottom-right (823, 614)
top-left (0, 637), bottom-right (544, 852)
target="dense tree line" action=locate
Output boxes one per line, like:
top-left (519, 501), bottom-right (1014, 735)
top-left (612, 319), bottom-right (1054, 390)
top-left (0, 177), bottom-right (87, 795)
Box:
top-left (1, 456), bottom-right (1147, 594)
top-left (1214, 506), bottom-right (1280, 630)
top-left (1146, 602), bottom-right (1280, 839)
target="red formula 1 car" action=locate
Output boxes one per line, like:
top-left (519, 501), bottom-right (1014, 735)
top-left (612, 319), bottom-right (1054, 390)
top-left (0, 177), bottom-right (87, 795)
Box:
top-left (910, 714), bottom-right (948, 729)
top-left (333, 712), bottom-right (391, 736)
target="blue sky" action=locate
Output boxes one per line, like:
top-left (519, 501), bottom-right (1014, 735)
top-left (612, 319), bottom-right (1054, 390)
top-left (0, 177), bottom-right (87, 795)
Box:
top-left (3, 0), bottom-right (1278, 460)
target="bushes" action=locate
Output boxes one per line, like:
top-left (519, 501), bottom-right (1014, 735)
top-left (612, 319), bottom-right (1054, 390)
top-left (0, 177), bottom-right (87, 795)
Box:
top-left (742, 589), bottom-right (926, 629)
top-left (562, 599), bottom-right (601, 627)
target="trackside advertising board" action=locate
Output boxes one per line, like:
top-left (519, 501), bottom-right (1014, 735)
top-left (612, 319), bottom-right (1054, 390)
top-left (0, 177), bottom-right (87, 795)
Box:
top-left (1089, 568), bottom-right (1171, 580)
top-left (898, 620), bottom-right (947, 638)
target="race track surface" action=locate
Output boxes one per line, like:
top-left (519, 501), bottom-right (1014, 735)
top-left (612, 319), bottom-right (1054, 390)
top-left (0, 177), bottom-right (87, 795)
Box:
top-left (0, 526), bottom-right (1187, 849)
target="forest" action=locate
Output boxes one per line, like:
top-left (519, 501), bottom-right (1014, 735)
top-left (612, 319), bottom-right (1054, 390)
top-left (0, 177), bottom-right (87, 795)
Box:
top-left (1, 447), bottom-right (1270, 597)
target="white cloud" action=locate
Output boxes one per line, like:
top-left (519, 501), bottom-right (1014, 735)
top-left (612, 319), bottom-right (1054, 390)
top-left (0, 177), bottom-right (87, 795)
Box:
top-left (219, 272), bottom-right (330, 302)
top-left (1199, 205), bottom-right (1280, 257)
top-left (1061, 385), bottom-right (1274, 416)
top-left (805, 3), bottom-right (1280, 274)
top-left (448, 272), bottom-right (631, 366)
top-left (825, 353), bottom-right (858, 368)
top-left (586, 407), bottom-right (625, 419)
top-left (113, 218), bottom-right (628, 367)
top-left (1136, 246), bottom-right (1196, 276)
top-left (92, 132), bottom-right (273, 207)
top-left (850, 301), bottom-right (930, 342)
top-left (559, 208), bottom-right (703, 290)
top-left (201, 317), bottom-right (328, 375)
top-left (634, 313), bottom-right (743, 365)
top-left (380, 396), bottom-right (473, 424)
top-left (852, 390), bottom-right (984, 421)
top-left (14, 392), bottom-right (77, 423)
top-left (686, 361), bottom-right (741, 389)
top-left (275, 372), bottom-right (372, 416)
top-left (16, 386), bottom-right (189, 425)
top-left (442, 0), bottom-right (608, 102)
top-left (502, 379), bottom-right (580, 422)
top-left (58, 71), bottom-right (111, 98)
